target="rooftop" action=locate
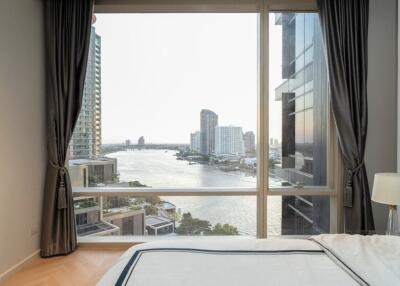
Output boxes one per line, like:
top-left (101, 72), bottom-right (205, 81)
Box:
top-left (69, 157), bottom-right (116, 166)
top-left (77, 221), bottom-right (118, 236)
top-left (158, 202), bottom-right (176, 210)
top-left (146, 216), bottom-right (174, 229)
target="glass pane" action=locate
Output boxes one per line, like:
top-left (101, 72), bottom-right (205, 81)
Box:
top-left (74, 196), bottom-right (256, 237)
top-left (68, 13), bottom-right (258, 189)
top-left (304, 14), bottom-right (315, 48)
top-left (267, 196), bottom-right (330, 236)
top-left (295, 14), bottom-right (305, 57)
top-left (269, 12), bottom-right (328, 187)
top-left (304, 91), bottom-right (313, 108)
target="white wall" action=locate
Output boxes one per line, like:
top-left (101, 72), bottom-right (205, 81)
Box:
top-left (398, 0), bottom-right (400, 175)
top-left (0, 0), bottom-right (45, 278)
top-left (366, 0), bottom-right (398, 234)
top-left (398, 0), bottom-right (400, 226)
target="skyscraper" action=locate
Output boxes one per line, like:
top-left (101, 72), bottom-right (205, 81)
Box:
top-left (243, 131), bottom-right (256, 155)
top-left (200, 109), bottom-right (218, 155)
top-left (70, 24), bottom-right (102, 159)
top-left (138, 136), bottom-right (145, 146)
top-left (215, 126), bottom-right (245, 156)
top-left (274, 13), bottom-right (328, 235)
top-left (190, 131), bottom-right (201, 153)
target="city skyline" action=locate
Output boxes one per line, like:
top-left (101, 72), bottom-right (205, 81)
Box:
top-left (92, 13), bottom-right (284, 144)
top-left (189, 109), bottom-right (252, 156)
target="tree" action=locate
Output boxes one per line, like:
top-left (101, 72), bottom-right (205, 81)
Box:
top-left (211, 223), bottom-right (239, 235)
top-left (88, 175), bottom-right (100, 186)
top-left (175, 213), bottom-right (239, 236)
top-left (132, 197), bottom-right (145, 205)
top-left (176, 212), bottom-right (212, 235)
top-left (132, 196), bottom-right (161, 206)
top-left (268, 158), bottom-right (278, 168)
top-left (128, 180), bottom-right (147, 187)
top-left (112, 172), bottom-right (120, 183)
top-left (78, 200), bottom-right (96, 208)
top-left (118, 197), bottom-right (130, 207)
top-left (144, 205), bottom-right (159, 216)
top-left (145, 196), bottom-right (161, 205)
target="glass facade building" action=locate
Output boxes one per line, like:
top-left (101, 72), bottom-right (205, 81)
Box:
top-left (190, 131), bottom-right (201, 153)
top-left (70, 26), bottom-right (102, 159)
top-left (243, 131), bottom-right (256, 155)
top-left (273, 13), bottom-right (329, 235)
top-left (200, 109), bottom-right (218, 156)
top-left (215, 126), bottom-right (245, 156)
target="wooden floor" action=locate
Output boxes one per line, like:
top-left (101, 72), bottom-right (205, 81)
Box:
top-left (2, 247), bottom-right (127, 286)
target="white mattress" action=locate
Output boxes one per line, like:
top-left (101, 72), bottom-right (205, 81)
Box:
top-left (97, 234), bottom-right (400, 286)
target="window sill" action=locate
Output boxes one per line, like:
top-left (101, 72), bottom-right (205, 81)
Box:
top-left (77, 234), bottom-right (313, 248)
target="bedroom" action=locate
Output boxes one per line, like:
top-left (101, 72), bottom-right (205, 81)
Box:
top-left (0, 0), bottom-right (399, 285)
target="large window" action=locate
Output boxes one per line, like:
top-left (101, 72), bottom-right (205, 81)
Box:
top-left (70, 4), bottom-right (339, 240)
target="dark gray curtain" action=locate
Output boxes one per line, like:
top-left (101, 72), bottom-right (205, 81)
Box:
top-left (317, 0), bottom-right (374, 234)
top-left (41, 0), bottom-right (94, 257)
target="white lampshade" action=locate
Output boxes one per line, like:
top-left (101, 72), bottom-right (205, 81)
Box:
top-left (372, 173), bottom-right (400, 205)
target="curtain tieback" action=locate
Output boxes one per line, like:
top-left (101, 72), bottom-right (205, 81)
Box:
top-left (344, 161), bottom-right (364, 208)
top-left (49, 161), bottom-right (68, 210)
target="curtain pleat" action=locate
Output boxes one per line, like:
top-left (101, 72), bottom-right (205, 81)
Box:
top-left (41, 0), bottom-right (94, 257)
top-left (317, 0), bottom-right (375, 234)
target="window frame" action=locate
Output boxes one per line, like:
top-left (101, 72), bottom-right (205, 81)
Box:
top-left (73, 0), bottom-right (343, 241)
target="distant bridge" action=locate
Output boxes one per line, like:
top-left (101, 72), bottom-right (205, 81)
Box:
top-left (102, 143), bottom-right (190, 155)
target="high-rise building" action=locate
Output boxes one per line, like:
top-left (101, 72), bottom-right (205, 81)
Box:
top-left (243, 131), bottom-right (256, 155)
top-left (274, 13), bottom-right (329, 235)
top-left (138, 136), bottom-right (145, 146)
top-left (200, 109), bottom-right (218, 155)
top-left (190, 131), bottom-right (201, 153)
top-left (74, 196), bottom-right (146, 237)
top-left (70, 24), bottom-right (102, 159)
top-left (215, 126), bottom-right (245, 156)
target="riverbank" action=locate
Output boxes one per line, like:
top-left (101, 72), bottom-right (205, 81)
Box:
top-left (103, 149), bottom-right (281, 236)
top-left (175, 150), bottom-right (257, 178)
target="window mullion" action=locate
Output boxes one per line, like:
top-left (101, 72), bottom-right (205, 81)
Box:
top-left (257, 0), bottom-right (269, 239)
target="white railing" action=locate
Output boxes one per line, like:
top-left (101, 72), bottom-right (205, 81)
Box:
top-left (73, 187), bottom-right (258, 197)
top-left (72, 186), bottom-right (334, 197)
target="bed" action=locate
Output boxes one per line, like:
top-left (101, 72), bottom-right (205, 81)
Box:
top-left (97, 234), bottom-right (400, 286)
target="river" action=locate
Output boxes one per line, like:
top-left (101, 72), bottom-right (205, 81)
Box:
top-left (107, 149), bottom-right (282, 235)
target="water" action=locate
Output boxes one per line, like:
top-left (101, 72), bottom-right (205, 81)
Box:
top-left (107, 149), bottom-right (281, 235)
top-left (113, 149), bottom-right (257, 187)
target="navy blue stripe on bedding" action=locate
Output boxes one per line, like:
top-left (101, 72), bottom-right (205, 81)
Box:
top-left (115, 248), bottom-right (325, 286)
top-left (310, 239), bottom-right (369, 286)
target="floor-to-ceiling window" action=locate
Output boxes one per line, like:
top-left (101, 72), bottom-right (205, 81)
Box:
top-left (69, 0), bottom-right (340, 240)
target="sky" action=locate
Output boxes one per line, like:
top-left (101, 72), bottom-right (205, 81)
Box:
top-left (94, 13), bottom-right (282, 144)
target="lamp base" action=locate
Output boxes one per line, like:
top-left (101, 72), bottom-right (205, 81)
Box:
top-left (386, 205), bottom-right (399, 236)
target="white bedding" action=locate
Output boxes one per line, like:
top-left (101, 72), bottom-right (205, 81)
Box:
top-left (311, 234), bottom-right (400, 285)
top-left (97, 235), bottom-right (400, 286)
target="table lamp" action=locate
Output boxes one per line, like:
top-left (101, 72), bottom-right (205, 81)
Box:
top-left (372, 173), bottom-right (400, 235)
